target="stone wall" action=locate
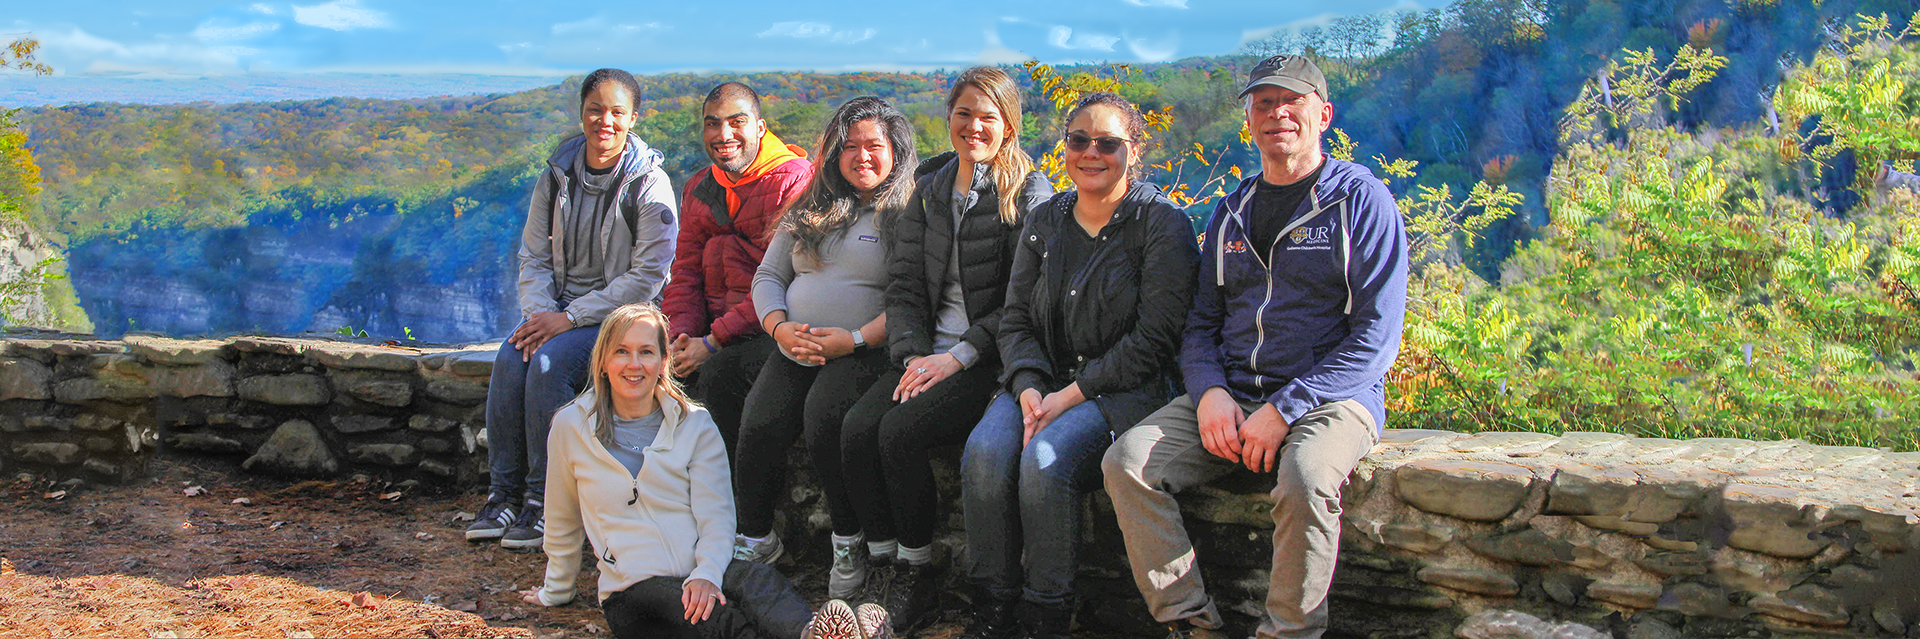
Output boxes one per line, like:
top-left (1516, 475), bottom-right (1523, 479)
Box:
top-left (3, 335), bottom-right (1918, 638)
top-left (0, 335), bottom-right (497, 486)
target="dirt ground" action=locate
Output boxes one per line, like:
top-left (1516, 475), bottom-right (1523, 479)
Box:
top-left (0, 458), bottom-right (1133, 638)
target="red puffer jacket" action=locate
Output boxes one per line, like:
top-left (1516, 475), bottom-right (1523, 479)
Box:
top-left (663, 158), bottom-right (814, 345)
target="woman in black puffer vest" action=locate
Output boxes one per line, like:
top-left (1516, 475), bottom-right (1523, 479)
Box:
top-left (838, 67), bottom-right (1053, 636)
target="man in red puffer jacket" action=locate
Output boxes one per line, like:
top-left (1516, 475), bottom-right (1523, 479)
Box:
top-left (664, 81), bottom-right (814, 452)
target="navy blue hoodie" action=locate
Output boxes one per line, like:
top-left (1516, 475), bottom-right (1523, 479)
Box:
top-left (1180, 156), bottom-right (1408, 431)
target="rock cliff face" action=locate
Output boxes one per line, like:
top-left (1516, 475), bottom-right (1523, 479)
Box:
top-left (0, 220), bottom-right (60, 327)
top-left (66, 212), bottom-right (519, 342)
top-left (3, 334), bottom-right (1918, 638)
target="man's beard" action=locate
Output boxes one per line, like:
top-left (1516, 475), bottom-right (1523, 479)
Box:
top-left (712, 138), bottom-right (761, 175)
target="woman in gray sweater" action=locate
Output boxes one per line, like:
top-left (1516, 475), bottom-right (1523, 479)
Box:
top-left (731, 97), bottom-right (918, 577)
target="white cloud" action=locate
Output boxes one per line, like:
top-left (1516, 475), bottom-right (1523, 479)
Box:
top-left (291, 0), bottom-right (390, 31)
top-left (1125, 33), bottom-right (1179, 61)
top-left (550, 19), bottom-right (668, 37)
top-left (247, 3), bottom-right (278, 15)
top-left (972, 27), bottom-right (1034, 65)
top-left (29, 25), bottom-right (251, 75)
top-left (758, 21), bottom-right (832, 38)
top-left (192, 20), bottom-right (281, 42)
top-left (758, 21), bottom-right (875, 44)
top-left (1047, 26), bottom-right (1120, 51)
top-left (831, 29), bottom-right (875, 44)
top-left (1124, 0), bottom-right (1189, 7)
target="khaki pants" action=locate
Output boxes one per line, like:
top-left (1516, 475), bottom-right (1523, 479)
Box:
top-left (1100, 395), bottom-right (1377, 639)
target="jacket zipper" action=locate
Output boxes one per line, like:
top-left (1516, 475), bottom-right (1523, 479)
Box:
top-left (1245, 184), bottom-right (1331, 389)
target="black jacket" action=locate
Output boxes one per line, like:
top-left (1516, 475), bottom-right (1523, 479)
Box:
top-left (886, 151), bottom-right (1055, 368)
top-left (999, 182), bottom-right (1199, 432)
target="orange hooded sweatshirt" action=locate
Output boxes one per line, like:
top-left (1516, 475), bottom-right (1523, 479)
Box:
top-left (711, 130), bottom-right (807, 215)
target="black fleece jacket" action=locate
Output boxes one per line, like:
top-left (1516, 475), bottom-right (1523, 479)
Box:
top-left (998, 182), bottom-right (1200, 432)
top-left (886, 151), bottom-right (1055, 369)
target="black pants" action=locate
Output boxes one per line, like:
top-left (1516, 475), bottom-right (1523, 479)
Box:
top-left (602, 560), bottom-right (814, 639)
top-left (734, 348), bottom-right (890, 538)
top-left (842, 364), bottom-right (1000, 548)
top-left (687, 334), bottom-right (777, 455)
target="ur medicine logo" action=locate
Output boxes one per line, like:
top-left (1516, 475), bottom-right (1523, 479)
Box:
top-left (1287, 225), bottom-right (1332, 251)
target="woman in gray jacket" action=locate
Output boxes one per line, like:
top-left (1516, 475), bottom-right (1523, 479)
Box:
top-left (470, 68), bottom-right (679, 550)
top-left (521, 304), bottom-right (890, 639)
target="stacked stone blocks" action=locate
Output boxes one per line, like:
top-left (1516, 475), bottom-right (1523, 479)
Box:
top-left (2, 335), bottom-right (1916, 637)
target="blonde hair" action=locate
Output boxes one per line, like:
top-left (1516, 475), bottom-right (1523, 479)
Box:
top-left (583, 304), bottom-right (696, 448)
top-left (946, 67), bottom-right (1035, 225)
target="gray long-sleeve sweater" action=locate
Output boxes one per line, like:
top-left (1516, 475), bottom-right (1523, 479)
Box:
top-left (753, 206), bottom-right (889, 337)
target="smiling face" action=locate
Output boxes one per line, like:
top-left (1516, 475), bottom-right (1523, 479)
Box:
top-left (1064, 104), bottom-right (1133, 196)
top-left (839, 118), bottom-right (894, 200)
top-left (702, 96), bottom-right (765, 176)
top-left (1245, 84), bottom-right (1332, 166)
top-left (601, 318), bottom-right (666, 418)
top-left (947, 84), bottom-right (1007, 166)
top-left (580, 83), bottom-right (638, 163)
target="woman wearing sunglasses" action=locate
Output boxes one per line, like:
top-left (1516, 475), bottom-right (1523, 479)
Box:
top-left (957, 91), bottom-right (1197, 639)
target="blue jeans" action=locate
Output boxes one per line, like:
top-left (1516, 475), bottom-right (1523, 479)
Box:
top-left (961, 393), bottom-right (1113, 605)
top-left (486, 324), bottom-right (600, 503)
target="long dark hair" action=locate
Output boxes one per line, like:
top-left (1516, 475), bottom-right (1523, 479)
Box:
top-left (782, 96), bottom-right (917, 263)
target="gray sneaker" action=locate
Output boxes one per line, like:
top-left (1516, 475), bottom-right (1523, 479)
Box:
top-left (732, 531), bottom-right (784, 564)
top-left (464, 496), bottom-right (517, 541)
top-left (828, 534), bottom-right (868, 599)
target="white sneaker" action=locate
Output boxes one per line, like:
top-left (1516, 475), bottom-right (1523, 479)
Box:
top-left (732, 531), bottom-right (785, 564)
top-left (828, 533), bottom-right (868, 599)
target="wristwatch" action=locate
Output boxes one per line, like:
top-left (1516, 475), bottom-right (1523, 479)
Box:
top-left (851, 329), bottom-right (867, 349)
top-left (565, 309), bottom-right (580, 328)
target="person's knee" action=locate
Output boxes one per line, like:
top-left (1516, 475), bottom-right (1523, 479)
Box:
top-left (873, 409), bottom-right (920, 458)
top-left (1100, 435), bottom-right (1144, 489)
top-left (1271, 455), bottom-right (1346, 516)
top-left (962, 435), bottom-right (1016, 500)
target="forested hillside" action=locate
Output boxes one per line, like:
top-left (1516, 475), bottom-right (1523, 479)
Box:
top-left (11, 0), bottom-right (1914, 343)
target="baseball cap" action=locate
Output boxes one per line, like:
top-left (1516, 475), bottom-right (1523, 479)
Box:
top-left (1239, 55), bottom-right (1327, 101)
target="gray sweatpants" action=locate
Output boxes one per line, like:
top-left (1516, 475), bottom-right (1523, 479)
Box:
top-left (1100, 395), bottom-right (1377, 639)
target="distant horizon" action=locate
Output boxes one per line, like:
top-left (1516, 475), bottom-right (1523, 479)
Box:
top-left (0, 55), bottom-right (1242, 108)
top-left (5, 0), bottom-right (1436, 81)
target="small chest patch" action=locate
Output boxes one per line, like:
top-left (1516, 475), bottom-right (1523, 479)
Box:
top-left (1224, 239), bottom-right (1250, 254)
top-left (1286, 226), bottom-right (1333, 251)
top-left (857, 235), bottom-right (880, 243)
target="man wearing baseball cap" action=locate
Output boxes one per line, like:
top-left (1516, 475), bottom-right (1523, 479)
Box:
top-left (1102, 55), bottom-right (1408, 639)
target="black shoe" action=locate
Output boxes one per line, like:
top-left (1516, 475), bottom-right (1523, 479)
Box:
top-left (499, 502), bottom-right (545, 551)
top-left (882, 556), bottom-right (944, 635)
top-left (958, 592), bottom-right (1021, 639)
top-left (464, 495), bottom-right (517, 541)
top-left (1018, 600), bottom-right (1073, 639)
top-left (858, 558), bottom-right (895, 608)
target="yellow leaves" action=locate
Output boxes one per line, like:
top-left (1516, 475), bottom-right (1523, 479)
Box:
top-left (1328, 128), bottom-right (1358, 163)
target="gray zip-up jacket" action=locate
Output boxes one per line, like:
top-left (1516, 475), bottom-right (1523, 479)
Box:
top-left (516, 133), bottom-right (679, 326)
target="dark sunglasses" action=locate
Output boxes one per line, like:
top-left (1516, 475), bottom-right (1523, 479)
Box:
top-left (1064, 132), bottom-right (1130, 155)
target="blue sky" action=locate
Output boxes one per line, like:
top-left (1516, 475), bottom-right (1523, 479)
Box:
top-left (5, 0), bottom-right (1436, 77)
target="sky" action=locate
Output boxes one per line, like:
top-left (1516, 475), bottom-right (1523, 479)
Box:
top-left (3, 0), bottom-right (1437, 77)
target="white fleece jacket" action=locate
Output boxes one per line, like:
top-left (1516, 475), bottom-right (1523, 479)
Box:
top-left (537, 388), bottom-right (735, 606)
